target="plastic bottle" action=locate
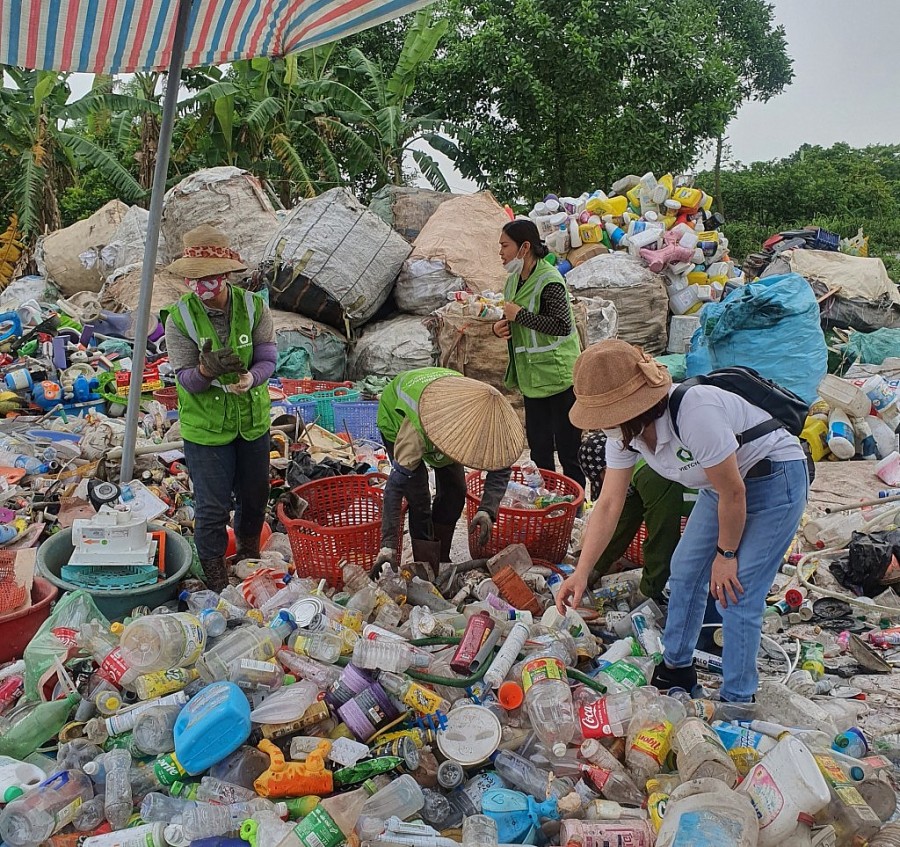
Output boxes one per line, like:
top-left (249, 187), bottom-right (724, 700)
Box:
top-left (378, 671), bottom-right (451, 715)
top-left (504, 481), bottom-right (539, 505)
top-left (579, 739), bottom-right (627, 774)
top-left (288, 630), bottom-right (343, 664)
top-left (209, 746), bottom-right (271, 791)
top-left (462, 814), bottom-right (498, 847)
top-left (870, 824), bottom-right (900, 847)
top-left (625, 691), bottom-right (686, 784)
top-left (592, 656), bottom-right (655, 694)
top-left (80, 823), bottom-right (168, 847)
top-left (352, 639), bottom-right (431, 673)
top-left (583, 799), bottom-right (648, 821)
top-left (249, 679), bottom-right (320, 723)
top-left (78, 621), bottom-right (141, 688)
top-left (493, 750), bottom-right (556, 801)
top-left (101, 748), bottom-right (133, 830)
top-left (579, 690), bottom-right (639, 738)
top-left (754, 681), bottom-right (839, 735)
top-left (0, 451), bottom-right (48, 474)
top-left (197, 614), bottom-right (296, 682)
top-left (0, 770), bottom-right (95, 847)
top-left (133, 668), bottom-right (199, 700)
top-left (191, 776), bottom-right (258, 804)
top-left (656, 778), bottom-right (758, 847)
top-left (119, 613), bottom-right (207, 674)
top-left (0, 756), bottom-right (46, 804)
top-left (275, 784), bottom-right (369, 847)
top-left (276, 650), bottom-right (342, 689)
top-left (671, 716), bottom-right (737, 785)
top-left (356, 775), bottom-right (425, 840)
top-left (140, 792), bottom-right (198, 823)
top-left (519, 460), bottom-right (544, 489)
top-left (0, 693), bottom-right (80, 759)
top-left (630, 613), bottom-right (663, 663)
top-left (132, 705), bottom-right (181, 756)
top-left (182, 799), bottom-right (285, 841)
top-left (560, 819), bottom-right (654, 847)
top-left (479, 621), bottom-right (530, 689)
top-left (812, 751), bottom-right (882, 844)
top-left (521, 653), bottom-right (576, 757)
top-left (229, 658), bottom-right (285, 692)
top-left (826, 410), bottom-right (856, 460)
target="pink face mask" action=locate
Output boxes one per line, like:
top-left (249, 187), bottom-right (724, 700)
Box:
top-left (187, 275), bottom-right (227, 301)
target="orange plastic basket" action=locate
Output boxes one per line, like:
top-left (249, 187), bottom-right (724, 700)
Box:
top-left (465, 467), bottom-right (584, 562)
top-left (624, 517), bottom-right (689, 566)
top-left (276, 474), bottom-right (404, 590)
top-left (152, 387), bottom-right (178, 410)
top-left (280, 378), bottom-right (353, 396)
top-left (0, 551), bottom-right (26, 615)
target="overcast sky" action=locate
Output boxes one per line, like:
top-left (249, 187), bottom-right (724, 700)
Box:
top-left (66, 0), bottom-right (897, 193)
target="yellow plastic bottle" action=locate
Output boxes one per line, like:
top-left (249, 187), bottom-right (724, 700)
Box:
top-left (672, 187), bottom-right (703, 214)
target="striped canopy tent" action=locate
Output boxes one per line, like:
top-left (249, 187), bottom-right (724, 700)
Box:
top-left (0, 0), bottom-right (432, 479)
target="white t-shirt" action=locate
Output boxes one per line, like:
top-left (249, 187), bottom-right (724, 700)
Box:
top-left (605, 384), bottom-right (806, 490)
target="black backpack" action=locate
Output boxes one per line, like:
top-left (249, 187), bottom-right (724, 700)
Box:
top-left (669, 366), bottom-right (809, 446)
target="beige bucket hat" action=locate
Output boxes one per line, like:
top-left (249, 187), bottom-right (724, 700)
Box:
top-left (167, 224), bottom-right (248, 279)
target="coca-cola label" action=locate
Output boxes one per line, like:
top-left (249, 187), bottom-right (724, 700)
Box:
top-left (98, 648), bottom-right (129, 685)
top-left (52, 627), bottom-right (79, 647)
top-left (580, 699), bottom-right (614, 738)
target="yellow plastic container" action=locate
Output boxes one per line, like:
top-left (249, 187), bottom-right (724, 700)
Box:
top-left (579, 223), bottom-right (602, 244)
top-left (696, 230), bottom-right (719, 243)
top-left (687, 270), bottom-right (709, 286)
top-left (626, 185), bottom-right (642, 208)
top-left (701, 193), bottom-right (714, 212)
top-left (673, 187), bottom-right (703, 213)
top-left (659, 173), bottom-right (675, 196)
top-left (587, 196), bottom-right (628, 217)
top-left (801, 417), bottom-right (830, 461)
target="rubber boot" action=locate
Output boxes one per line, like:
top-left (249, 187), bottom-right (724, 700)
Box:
top-left (201, 556), bottom-right (229, 593)
top-left (410, 538), bottom-right (441, 581)
top-left (234, 534), bottom-right (261, 564)
top-left (432, 523), bottom-right (457, 564)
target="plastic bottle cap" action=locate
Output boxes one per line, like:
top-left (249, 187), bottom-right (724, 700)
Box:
top-left (3, 786), bottom-right (23, 803)
top-left (109, 622), bottom-right (124, 635)
top-left (797, 813), bottom-right (815, 827)
top-left (497, 681), bottom-right (524, 710)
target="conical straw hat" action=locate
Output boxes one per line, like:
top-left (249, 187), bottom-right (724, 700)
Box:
top-left (419, 377), bottom-right (525, 471)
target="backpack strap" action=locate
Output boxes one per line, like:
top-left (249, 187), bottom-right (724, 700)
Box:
top-left (668, 378), bottom-right (784, 447)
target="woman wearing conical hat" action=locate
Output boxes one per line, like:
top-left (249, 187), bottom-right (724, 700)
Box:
top-left (374, 367), bottom-right (526, 572)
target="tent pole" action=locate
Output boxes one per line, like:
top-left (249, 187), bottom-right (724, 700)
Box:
top-left (120, 0), bottom-right (193, 482)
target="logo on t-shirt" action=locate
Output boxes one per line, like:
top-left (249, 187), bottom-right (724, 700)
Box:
top-left (676, 447), bottom-right (695, 464)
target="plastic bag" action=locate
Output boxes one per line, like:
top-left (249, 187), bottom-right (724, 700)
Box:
top-left (686, 272), bottom-right (827, 405)
top-left (829, 530), bottom-right (900, 595)
top-left (842, 329), bottom-right (900, 366)
top-left (24, 590), bottom-right (110, 700)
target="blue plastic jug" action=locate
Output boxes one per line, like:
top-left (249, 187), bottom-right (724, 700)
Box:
top-left (481, 787), bottom-right (559, 843)
top-left (174, 681), bottom-right (250, 775)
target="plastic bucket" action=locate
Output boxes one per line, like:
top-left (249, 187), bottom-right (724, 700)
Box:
top-left (36, 528), bottom-right (193, 621)
top-left (0, 578), bottom-right (59, 664)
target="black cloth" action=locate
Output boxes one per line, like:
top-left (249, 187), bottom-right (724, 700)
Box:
top-left (515, 281), bottom-right (572, 337)
top-left (523, 386), bottom-right (586, 488)
top-left (379, 436), bottom-right (511, 547)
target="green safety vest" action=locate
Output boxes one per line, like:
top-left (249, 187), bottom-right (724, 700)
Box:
top-left (164, 287), bottom-right (271, 446)
top-left (503, 259), bottom-right (581, 399)
top-left (376, 367), bottom-right (460, 468)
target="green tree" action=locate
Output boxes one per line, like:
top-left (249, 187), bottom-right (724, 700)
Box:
top-left (398, 0), bottom-right (792, 202)
top-left (0, 69), bottom-right (156, 238)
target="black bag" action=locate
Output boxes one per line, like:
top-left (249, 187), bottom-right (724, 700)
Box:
top-left (669, 366), bottom-right (809, 446)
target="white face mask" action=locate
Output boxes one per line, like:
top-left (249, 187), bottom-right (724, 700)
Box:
top-left (602, 426), bottom-right (624, 442)
top-left (503, 255), bottom-right (525, 276)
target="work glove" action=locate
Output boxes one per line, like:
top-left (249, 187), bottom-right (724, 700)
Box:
top-left (198, 339), bottom-right (247, 379)
top-left (471, 510), bottom-right (494, 546)
top-left (371, 547), bottom-right (396, 578)
top-left (225, 372), bottom-right (254, 394)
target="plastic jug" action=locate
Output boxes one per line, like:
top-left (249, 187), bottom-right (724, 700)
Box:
top-left (737, 735), bottom-right (831, 847)
top-left (656, 778), bottom-right (758, 847)
top-left (0, 770), bottom-right (95, 847)
top-left (0, 755), bottom-right (46, 803)
top-left (174, 682), bottom-right (251, 775)
top-left (826, 410), bottom-right (856, 460)
top-left (818, 375), bottom-right (871, 418)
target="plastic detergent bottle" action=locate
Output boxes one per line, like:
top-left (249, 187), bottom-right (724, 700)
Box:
top-left (655, 778), bottom-right (757, 847)
top-left (0, 770), bottom-right (95, 847)
top-left (826, 410), bottom-right (856, 460)
top-left (173, 682), bottom-right (252, 775)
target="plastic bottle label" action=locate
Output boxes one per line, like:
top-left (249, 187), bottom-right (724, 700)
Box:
top-left (136, 668), bottom-right (195, 699)
top-left (604, 660), bottom-right (647, 690)
top-left (176, 618), bottom-right (206, 665)
top-left (579, 699), bottom-right (614, 738)
top-left (670, 810), bottom-right (746, 846)
top-left (401, 683), bottom-right (445, 715)
top-left (290, 805), bottom-right (344, 847)
top-left (55, 796), bottom-right (84, 831)
top-left (99, 648), bottom-right (131, 685)
top-left (630, 721), bottom-right (673, 766)
top-left (521, 657), bottom-right (565, 693)
top-left (742, 765), bottom-right (784, 828)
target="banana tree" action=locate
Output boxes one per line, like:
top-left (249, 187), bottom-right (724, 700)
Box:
top-left (0, 68), bottom-right (157, 238)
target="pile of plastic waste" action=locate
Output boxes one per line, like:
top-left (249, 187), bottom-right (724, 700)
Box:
top-left (525, 173), bottom-right (740, 318)
top-left (1, 524), bottom-right (900, 847)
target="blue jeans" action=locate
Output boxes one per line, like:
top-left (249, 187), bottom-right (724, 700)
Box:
top-left (183, 433), bottom-right (271, 560)
top-left (662, 459), bottom-right (808, 702)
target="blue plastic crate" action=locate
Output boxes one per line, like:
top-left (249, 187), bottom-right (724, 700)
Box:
top-left (810, 228), bottom-right (839, 251)
top-left (311, 388), bottom-right (361, 431)
top-left (278, 397), bottom-right (321, 427)
top-left (332, 401), bottom-right (382, 443)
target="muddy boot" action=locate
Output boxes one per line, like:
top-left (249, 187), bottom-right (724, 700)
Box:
top-left (410, 538), bottom-right (442, 581)
top-left (233, 534), bottom-right (261, 564)
top-left (201, 556), bottom-right (229, 593)
top-left (432, 523), bottom-right (457, 564)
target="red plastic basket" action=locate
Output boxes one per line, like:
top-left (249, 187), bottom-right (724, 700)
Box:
top-left (280, 378), bottom-right (352, 396)
top-left (0, 551), bottom-right (26, 615)
top-left (624, 517), bottom-right (689, 567)
top-left (276, 474), bottom-right (404, 589)
top-left (465, 467), bottom-right (584, 562)
top-left (152, 387), bottom-right (178, 411)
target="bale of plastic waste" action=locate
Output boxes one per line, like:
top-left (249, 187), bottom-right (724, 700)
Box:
top-left (36, 200), bottom-right (129, 296)
top-left (566, 253), bottom-right (668, 355)
top-left (348, 314), bottom-right (435, 380)
top-left (271, 309), bottom-right (349, 382)
top-left (368, 186), bottom-right (454, 242)
top-left (573, 296), bottom-right (618, 347)
top-left (394, 258), bottom-right (466, 316)
top-left (100, 264), bottom-right (189, 316)
top-left (261, 188), bottom-right (411, 331)
top-left (99, 206), bottom-right (168, 281)
top-left (161, 167), bottom-right (278, 270)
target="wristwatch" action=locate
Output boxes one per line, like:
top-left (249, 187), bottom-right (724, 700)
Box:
top-left (716, 546), bottom-right (736, 559)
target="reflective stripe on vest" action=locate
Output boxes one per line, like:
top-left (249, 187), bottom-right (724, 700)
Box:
top-left (509, 266), bottom-right (576, 356)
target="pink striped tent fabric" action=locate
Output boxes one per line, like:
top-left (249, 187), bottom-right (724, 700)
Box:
top-left (0, 0), bottom-right (431, 73)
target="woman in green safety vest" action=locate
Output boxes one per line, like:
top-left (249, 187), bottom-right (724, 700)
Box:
top-left (374, 368), bottom-right (526, 573)
top-left (164, 225), bottom-right (276, 592)
top-left (493, 220), bottom-right (585, 489)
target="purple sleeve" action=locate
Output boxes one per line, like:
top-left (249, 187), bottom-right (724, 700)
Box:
top-left (249, 342), bottom-right (277, 388)
top-left (177, 366), bottom-right (214, 394)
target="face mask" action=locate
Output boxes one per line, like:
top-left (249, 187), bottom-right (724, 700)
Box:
top-left (503, 248), bottom-right (525, 276)
top-left (602, 426), bottom-right (624, 442)
top-left (188, 275), bottom-right (227, 302)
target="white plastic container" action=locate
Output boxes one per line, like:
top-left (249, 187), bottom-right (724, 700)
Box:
top-left (668, 284), bottom-right (701, 316)
top-left (818, 375), bottom-right (871, 418)
top-left (667, 315), bottom-right (701, 354)
top-left (877, 451), bottom-right (900, 487)
top-left (657, 778), bottom-right (758, 847)
top-left (826, 410), bottom-right (856, 460)
top-left (0, 757), bottom-right (45, 804)
top-left (737, 736), bottom-right (830, 847)
top-left (868, 415), bottom-right (899, 460)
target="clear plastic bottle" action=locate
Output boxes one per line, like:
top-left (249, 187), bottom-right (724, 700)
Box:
top-left (0, 770), bottom-right (94, 847)
top-left (351, 639), bottom-right (432, 673)
top-left (119, 613), bottom-right (207, 674)
top-left (579, 690), bottom-right (639, 739)
top-left (209, 746), bottom-right (271, 791)
top-left (463, 814), bottom-right (498, 847)
top-left (140, 792), bottom-right (197, 823)
top-left (378, 671), bottom-right (451, 716)
top-left (276, 649), bottom-right (342, 688)
top-left (492, 750), bottom-right (567, 801)
top-left (625, 691), bottom-right (686, 785)
top-left (813, 751), bottom-right (882, 844)
top-left (521, 653), bottom-right (576, 757)
top-left (132, 705), bottom-right (181, 756)
top-left (193, 776), bottom-right (257, 804)
top-left (593, 656), bottom-right (655, 695)
top-left (288, 629), bottom-right (343, 664)
top-left (356, 774), bottom-right (425, 840)
top-left (78, 620), bottom-right (141, 688)
top-left (102, 748), bottom-right (134, 829)
top-left (580, 739), bottom-right (628, 774)
top-left (275, 784), bottom-right (369, 847)
top-left (196, 613), bottom-right (295, 682)
top-left (182, 798), bottom-right (285, 841)
top-left (229, 658), bottom-right (285, 692)
top-left (671, 716), bottom-right (737, 785)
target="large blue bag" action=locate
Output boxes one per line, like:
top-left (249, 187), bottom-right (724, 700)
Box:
top-left (685, 272), bottom-right (826, 405)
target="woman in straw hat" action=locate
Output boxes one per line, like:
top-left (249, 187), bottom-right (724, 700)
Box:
top-left (556, 340), bottom-right (808, 703)
top-left (164, 225), bottom-right (276, 591)
top-left (374, 367), bottom-right (526, 571)
top-left (493, 219), bottom-right (585, 489)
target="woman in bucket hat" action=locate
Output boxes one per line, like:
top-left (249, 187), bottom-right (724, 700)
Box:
top-left (556, 340), bottom-right (808, 703)
top-left (374, 368), bottom-right (526, 572)
top-left (164, 225), bottom-right (276, 591)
